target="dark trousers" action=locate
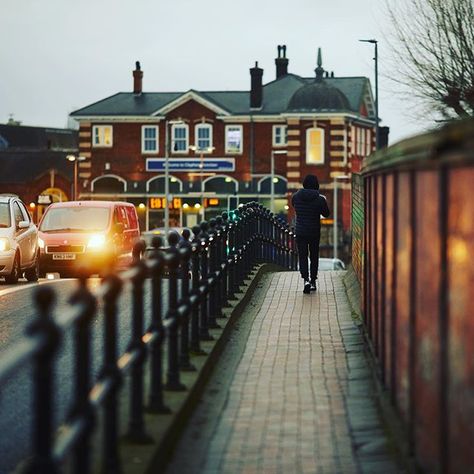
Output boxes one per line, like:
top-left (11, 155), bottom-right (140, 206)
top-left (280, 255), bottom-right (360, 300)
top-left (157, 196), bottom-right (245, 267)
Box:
top-left (296, 235), bottom-right (320, 281)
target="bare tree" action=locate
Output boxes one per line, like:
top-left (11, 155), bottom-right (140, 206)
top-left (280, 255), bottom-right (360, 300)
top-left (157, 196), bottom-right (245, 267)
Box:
top-left (386, 0), bottom-right (474, 119)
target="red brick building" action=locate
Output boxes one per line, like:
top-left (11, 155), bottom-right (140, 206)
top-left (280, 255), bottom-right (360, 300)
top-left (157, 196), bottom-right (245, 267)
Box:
top-left (70, 46), bottom-right (383, 252)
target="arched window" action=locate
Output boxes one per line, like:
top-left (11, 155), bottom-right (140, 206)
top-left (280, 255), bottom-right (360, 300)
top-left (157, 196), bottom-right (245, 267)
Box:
top-left (146, 175), bottom-right (183, 194)
top-left (258, 176), bottom-right (288, 194)
top-left (203, 176), bottom-right (238, 194)
top-left (306, 128), bottom-right (325, 164)
top-left (91, 175), bottom-right (126, 193)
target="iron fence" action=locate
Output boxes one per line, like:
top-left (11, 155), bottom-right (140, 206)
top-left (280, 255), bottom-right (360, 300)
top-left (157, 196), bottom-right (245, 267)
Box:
top-left (0, 202), bottom-right (297, 474)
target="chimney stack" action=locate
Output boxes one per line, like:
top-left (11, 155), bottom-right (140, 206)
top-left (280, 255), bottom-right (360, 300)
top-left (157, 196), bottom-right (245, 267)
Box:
top-left (133, 61), bottom-right (143, 94)
top-left (275, 45), bottom-right (289, 79)
top-left (250, 61), bottom-right (263, 109)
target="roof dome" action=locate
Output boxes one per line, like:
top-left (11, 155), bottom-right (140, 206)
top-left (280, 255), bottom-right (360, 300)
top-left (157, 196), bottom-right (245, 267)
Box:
top-left (287, 47), bottom-right (350, 112)
top-left (287, 82), bottom-right (350, 112)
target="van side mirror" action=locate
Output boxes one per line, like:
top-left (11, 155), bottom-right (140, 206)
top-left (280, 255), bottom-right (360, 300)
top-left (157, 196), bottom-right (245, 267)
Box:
top-left (114, 222), bottom-right (124, 234)
top-left (18, 220), bottom-right (30, 229)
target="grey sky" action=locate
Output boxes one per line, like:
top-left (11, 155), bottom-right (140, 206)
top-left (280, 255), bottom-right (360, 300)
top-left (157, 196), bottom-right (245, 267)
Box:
top-left (1, 0), bottom-right (426, 144)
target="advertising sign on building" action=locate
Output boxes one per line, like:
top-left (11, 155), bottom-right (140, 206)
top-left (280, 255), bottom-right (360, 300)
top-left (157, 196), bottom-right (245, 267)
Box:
top-left (146, 158), bottom-right (235, 172)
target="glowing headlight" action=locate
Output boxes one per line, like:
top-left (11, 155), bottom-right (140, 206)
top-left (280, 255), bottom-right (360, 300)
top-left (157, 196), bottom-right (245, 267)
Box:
top-left (87, 234), bottom-right (106, 249)
top-left (0, 238), bottom-right (10, 252)
top-left (38, 237), bottom-right (45, 249)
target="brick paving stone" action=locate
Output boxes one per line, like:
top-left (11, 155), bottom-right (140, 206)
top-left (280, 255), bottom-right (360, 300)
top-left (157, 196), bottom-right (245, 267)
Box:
top-left (166, 271), bottom-right (402, 474)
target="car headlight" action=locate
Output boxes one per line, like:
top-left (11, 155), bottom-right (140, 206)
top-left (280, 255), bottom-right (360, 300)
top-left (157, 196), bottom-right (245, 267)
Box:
top-left (38, 237), bottom-right (45, 249)
top-left (0, 238), bottom-right (10, 252)
top-left (87, 234), bottom-right (106, 249)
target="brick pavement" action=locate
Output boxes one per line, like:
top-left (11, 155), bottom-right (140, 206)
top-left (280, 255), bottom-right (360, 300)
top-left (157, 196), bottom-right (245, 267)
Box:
top-left (166, 271), bottom-right (401, 474)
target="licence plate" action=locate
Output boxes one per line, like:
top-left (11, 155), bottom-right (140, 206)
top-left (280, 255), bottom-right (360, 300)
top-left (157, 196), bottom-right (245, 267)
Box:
top-left (52, 253), bottom-right (76, 260)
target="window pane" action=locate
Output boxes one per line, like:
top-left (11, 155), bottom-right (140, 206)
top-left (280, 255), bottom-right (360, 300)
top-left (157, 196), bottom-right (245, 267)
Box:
top-left (306, 129), bottom-right (324, 164)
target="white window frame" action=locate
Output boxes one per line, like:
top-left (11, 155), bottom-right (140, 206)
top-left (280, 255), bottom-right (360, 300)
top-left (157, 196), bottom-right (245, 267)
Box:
top-left (305, 127), bottom-right (325, 165)
top-left (272, 125), bottom-right (288, 147)
top-left (195, 123), bottom-right (213, 153)
top-left (92, 125), bottom-right (113, 148)
top-left (141, 125), bottom-right (159, 154)
top-left (225, 125), bottom-right (243, 154)
top-left (172, 123), bottom-right (189, 154)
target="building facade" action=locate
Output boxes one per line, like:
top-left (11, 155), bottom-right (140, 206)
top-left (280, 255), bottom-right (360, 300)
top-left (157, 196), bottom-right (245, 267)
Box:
top-left (70, 47), bottom-right (384, 255)
top-left (0, 124), bottom-right (78, 222)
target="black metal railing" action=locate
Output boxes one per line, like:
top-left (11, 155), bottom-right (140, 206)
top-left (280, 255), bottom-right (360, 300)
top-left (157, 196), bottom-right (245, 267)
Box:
top-left (0, 202), bottom-right (297, 474)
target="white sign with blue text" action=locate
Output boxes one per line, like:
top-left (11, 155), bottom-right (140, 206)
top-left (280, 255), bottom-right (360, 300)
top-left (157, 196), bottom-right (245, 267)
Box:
top-left (146, 158), bottom-right (235, 172)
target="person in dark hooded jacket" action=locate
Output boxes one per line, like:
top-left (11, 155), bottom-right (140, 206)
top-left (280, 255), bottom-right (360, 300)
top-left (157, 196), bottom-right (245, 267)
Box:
top-left (291, 174), bottom-right (330, 293)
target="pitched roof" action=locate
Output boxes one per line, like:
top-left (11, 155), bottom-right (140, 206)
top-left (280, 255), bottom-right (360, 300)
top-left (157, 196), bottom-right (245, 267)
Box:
top-left (70, 74), bottom-right (373, 118)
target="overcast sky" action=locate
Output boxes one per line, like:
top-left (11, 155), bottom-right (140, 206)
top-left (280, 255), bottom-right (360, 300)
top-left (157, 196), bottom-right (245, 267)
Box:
top-left (1, 0), bottom-right (429, 144)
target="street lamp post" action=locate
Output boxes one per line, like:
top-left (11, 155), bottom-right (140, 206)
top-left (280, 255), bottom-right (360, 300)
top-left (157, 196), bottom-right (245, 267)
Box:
top-left (270, 150), bottom-right (287, 213)
top-left (164, 120), bottom-right (183, 235)
top-left (359, 39), bottom-right (379, 150)
top-left (333, 174), bottom-right (350, 260)
top-left (66, 155), bottom-right (85, 201)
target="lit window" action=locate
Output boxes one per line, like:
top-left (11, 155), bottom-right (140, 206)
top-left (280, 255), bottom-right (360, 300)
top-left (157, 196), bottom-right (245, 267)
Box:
top-left (306, 128), bottom-right (325, 164)
top-left (172, 124), bottom-right (189, 153)
top-left (225, 125), bottom-right (243, 154)
top-left (141, 126), bottom-right (158, 153)
top-left (195, 124), bottom-right (213, 152)
top-left (92, 125), bottom-right (113, 147)
top-left (273, 125), bottom-right (288, 146)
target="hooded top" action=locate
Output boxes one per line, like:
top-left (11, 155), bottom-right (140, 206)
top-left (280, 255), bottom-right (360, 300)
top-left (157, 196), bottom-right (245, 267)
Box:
top-left (291, 179), bottom-right (330, 237)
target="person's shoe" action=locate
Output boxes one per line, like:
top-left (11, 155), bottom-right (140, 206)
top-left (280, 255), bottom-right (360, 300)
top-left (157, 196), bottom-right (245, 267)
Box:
top-left (310, 280), bottom-right (317, 291)
top-left (303, 280), bottom-right (311, 294)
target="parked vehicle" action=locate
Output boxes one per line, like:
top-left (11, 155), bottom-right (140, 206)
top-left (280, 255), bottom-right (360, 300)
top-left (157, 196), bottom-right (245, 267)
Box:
top-left (38, 201), bottom-right (140, 277)
top-left (318, 258), bottom-right (346, 271)
top-left (0, 194), bottom-right (39, 283)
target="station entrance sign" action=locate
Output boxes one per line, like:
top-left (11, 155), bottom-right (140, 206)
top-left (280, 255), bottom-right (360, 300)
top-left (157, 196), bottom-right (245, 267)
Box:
top-left (146, 158), bottom-right (235, 172)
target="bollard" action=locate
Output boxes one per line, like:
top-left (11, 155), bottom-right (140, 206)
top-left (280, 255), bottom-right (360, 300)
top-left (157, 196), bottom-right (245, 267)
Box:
top-left (178, 229), bottom-right (196, 371)
top-left (165, 232), bottom-right (186, 391)
top-left (147, 236), bottom-right (171, 413)
top-left (24, 286), bottom-right (60, 474)
top-left (101, 273), bottom-right (123, 474)
top-left (68, 274), bottom-right (97, 474)
top-left (126, 243), bottom-right (152, 443)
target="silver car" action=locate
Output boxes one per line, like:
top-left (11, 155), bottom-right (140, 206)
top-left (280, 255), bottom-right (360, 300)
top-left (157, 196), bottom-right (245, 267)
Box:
top-left (0, 194), bottom-right (39, 283)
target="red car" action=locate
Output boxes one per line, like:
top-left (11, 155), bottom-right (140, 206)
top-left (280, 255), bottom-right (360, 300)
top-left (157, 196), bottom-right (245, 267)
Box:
top-left (38, 201), bottom-right (140, 277)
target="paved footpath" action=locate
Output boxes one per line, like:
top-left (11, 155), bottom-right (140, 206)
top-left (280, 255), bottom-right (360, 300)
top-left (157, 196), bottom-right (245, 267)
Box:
top-left (166, 271), bottom-right (402, 474)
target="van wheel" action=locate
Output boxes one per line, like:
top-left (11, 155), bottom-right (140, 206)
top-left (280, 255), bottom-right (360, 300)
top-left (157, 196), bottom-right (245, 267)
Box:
top-left (25, 253), bottom-right (40, 282)
top-left (5, 254), bottom-right (20, 284)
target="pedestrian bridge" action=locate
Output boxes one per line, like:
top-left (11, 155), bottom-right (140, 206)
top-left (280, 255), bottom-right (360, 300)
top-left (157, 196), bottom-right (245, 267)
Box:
top-left (1, 120), bottom-right (473, 474)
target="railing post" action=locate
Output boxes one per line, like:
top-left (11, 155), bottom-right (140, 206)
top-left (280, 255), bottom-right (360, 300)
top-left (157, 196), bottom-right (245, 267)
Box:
top-left (190, 226), bottom-right (206, 354)
top-left (199, 222), bottom-right (214, 341)
top-left (68, 274), bottom-right (97, 474)
top-left (215, 216), bottom-right (226, 318)
top-left (24, 286), bottom-right (60, 474)
top-left (126, 242), bottom-right (152, 443)
top-left (220, 213), bottom-right (230, 307)
top-left (165, 232), bottom-right (186, 391)
top-left (207, 219), bottom-right (221, 328)
top-left (147, 236), bottom-right (170, 414)
top-left (178, 229), bottom-right (196, 371)
top-left (101, 274), bottom-right (123, 474)
top-left (227, 218), bottom-right (236, 300)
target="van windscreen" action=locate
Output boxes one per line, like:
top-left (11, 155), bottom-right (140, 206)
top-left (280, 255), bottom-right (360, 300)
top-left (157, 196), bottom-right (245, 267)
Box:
top-left (40, 207), bottom-right (110, 232)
